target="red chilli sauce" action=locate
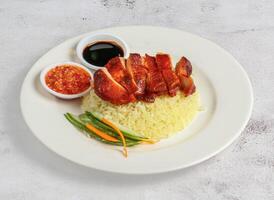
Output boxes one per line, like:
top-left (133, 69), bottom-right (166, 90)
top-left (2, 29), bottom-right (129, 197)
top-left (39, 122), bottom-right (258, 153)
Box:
top-left (45, 65), bottom-right (91, 94)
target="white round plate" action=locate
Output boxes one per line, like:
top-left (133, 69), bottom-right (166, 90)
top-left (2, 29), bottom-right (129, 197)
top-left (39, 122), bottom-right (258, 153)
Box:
top-left (20, 26), bottom-right (253, 174)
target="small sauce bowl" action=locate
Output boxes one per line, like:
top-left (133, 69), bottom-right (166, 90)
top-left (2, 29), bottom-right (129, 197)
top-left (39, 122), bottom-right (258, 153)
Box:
top-left (76, 33), bottom-right (130, 70)
top-left (40, 62), bottom-right (93, 99)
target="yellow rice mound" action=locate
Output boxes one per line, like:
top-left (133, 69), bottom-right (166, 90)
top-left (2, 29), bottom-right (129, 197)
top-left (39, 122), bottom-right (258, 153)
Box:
top-left (82, 90), bottom-right (200, 139)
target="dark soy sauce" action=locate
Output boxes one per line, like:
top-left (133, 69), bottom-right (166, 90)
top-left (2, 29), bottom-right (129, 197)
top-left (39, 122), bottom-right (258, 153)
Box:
top-left (83, 41), bottom-right (124, 67)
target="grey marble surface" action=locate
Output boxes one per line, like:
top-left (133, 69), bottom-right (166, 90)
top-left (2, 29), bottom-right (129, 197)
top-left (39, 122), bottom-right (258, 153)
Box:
top-left (0, 0), bottom-right (273, 199)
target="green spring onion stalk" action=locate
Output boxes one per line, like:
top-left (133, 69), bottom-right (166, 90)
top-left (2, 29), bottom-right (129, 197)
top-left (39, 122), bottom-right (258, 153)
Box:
top-left (78, 113), bottom-right (139, 143)
top-left (85, 111), bottom-right (150, 141)
top-left (64, 113), bottom-right (139, 147)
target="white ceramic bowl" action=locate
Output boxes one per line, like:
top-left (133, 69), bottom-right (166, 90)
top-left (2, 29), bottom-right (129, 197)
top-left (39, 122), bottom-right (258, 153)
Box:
top-left (76, 33), bottom-right (130, 70)
top-left (40, 62), bottom-right (93, 99)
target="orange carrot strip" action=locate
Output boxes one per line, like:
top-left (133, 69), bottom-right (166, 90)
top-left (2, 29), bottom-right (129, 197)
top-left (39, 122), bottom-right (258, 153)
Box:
top-left (86, 124), bottom-right (118, 142)
top-left (102, 118), bottom-right (128, 157)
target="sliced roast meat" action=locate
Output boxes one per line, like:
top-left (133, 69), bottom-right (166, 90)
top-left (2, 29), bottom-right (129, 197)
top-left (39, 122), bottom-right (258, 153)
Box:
top-left (93, 54), bottom-right (196, 105)
top-left (175, 57), bottom-right (192, 77)
top-left (155, 54), bottom-right (180, 97)
top-left (144, 54), bottom-right (168, 95)
top-left (178, 76), bottom-right (196, 96)
top-left (94, 69), bottom-right (135, 105)
top-left (175, 57), bottom-right (196, 96)
top-left (105, 57), bottom-right (138, 94)
top-left (126, 53), bottom-right (147, 97)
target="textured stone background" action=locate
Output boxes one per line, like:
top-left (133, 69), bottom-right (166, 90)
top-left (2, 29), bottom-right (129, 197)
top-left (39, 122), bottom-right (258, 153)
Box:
top-left (0, 0), bottom-right (273, 199)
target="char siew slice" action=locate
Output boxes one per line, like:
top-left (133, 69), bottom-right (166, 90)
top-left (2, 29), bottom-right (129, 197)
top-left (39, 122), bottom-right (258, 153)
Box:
top-left (144, 54), bottom-right (168, 96)
top-left (155, 54), bottom-right (180, 96)
top-left (175, 57), bottom-right (192, 77)
top-left (126, 53), bottom-right (147, 98)
top-left (94, 69), bottom-right (134, 105)
top-left (175, 57), bottom-right (196, 96)
top-left (105, 57), bottom-right (138, 94)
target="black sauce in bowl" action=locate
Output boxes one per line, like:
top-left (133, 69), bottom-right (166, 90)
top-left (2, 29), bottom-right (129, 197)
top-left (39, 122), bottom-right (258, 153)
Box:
top-left (83, 41), bottom-right (124, 67)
